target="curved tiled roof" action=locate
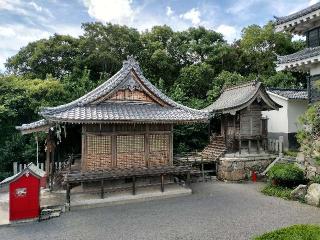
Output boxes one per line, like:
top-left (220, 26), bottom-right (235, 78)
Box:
top-left (43, 102), bottom-right (207, 124)
top-left (17, 57), bottom-right (208, 132)
top-left (203, 81), bottom-right (281, 113)
top-left (277, 46), bottom-right (320, 64)
top-left (15, 119), bottom-right (51, 134)
top-left (268, 88), bottom-right (308, 100)
top-left (275, 2), bottom-right (320, 25)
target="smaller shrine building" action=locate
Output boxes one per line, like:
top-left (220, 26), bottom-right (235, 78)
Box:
top-left (202, 81), bottom-right (282, 181)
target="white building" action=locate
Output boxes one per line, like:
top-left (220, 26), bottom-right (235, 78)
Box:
top-left (263, 89), bottom-right (308, 151)
top-left (275, 2), bottom-right (320, 103)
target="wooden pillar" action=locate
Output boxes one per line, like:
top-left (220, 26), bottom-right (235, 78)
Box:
top-left (45, 137), bottom-right (50, 175)
top-left (50, 147), bottom-right (56, 191)
top-left (160, 174), bottom-right (164, 192)
top-left (233, 115), bottom-right (236, 152)
top-left (132, 176), bottom-right (136, 195)
top-left (66, 183), bottom-right (71, 211)
top-left (257, 140), bottom-right (260, 153)
top-left (169, 124), bottom-right (174, 166)
top-left (201, 156), bottom-right (205, 182)
top-left (239, 113), bottom-right (242, 155)
top-left (145, 125), bottom-right (150, 167)
top-left (112, 125), bottom-right (117, 167)
top-left (248, 140), bottom-right (251, 154)
top-left (100, 180), bottom-right (104, 199)
top-left (186, 171), bottom-right (191, 187)
top-left (80, 125), bottom-right (86, 170)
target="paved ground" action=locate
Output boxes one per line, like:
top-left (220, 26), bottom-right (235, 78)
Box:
top-left (1, 182), bottom-right (320, 240)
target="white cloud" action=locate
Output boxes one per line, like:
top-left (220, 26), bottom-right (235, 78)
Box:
top-left (83, 0), bottom-right (135, 24)
top-left (0, 23), bottom-right (84, 71)
top-left (226, 0), bottom-right (256, 14)
top-left (0, 24), bottom-right (52, 70)
top-left (309, 0), bottom-right (319, 5)
top-left (166, 6), bottom-right (174, 17)
top-left (216, 24), bottom-right (239, 43)
top-left (29, 2), bottom-right (42, 12)
top-left (179, 8), bottom-right (201, 25)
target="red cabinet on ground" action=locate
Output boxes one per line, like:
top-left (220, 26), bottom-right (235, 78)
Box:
top-left (0, 164), bottom-right (42, 222)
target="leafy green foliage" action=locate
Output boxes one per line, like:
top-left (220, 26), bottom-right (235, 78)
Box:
top-left (253, 225), bottom-right (320, 240)
top-left (310, 175), bottom-right (320, 184)
top-left (0, 75), bottom-right (66, 179)
top-left (283, 150), bottom-right (299, 158)
top-left (261, 184), bottom-right (292, 200)
top-left (267, 163), bottom-right (305, 187)
top-left (297, 104), bottom-right (320, 160)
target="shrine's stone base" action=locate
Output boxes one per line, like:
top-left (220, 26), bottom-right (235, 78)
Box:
top-left (217, 153), bottom-right (276, 181)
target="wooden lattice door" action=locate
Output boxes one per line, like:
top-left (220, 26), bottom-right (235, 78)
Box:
top-left (149, 134), bottom-right (170, 166)
top-left (86, 135), bottom-right (112, 170)
top-left (116, 135), bottom-right (145, 168)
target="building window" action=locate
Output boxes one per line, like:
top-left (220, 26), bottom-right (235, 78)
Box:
top-left (150, 134), bottom-right (169, 152)
top-left (87, 135), bottom-right (112, 154)
top-left (116, 135), bottom-right (145, 153)
top-left (307, 28), bottom-right (320, 48)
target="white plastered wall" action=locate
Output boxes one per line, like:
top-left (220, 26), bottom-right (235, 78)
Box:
top-left (310, 62), bottom-right (320, 75)
top-left (287, 99), bottom-right (308, 133)
top-left (262, 95), bottom-right (288, 133)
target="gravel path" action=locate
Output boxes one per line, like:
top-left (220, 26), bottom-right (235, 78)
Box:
top-left (1, 182), bottom-right (320, 240)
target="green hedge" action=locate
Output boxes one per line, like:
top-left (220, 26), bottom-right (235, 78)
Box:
top-left (261, 185), bottom-right (292, 200)
top-left (267, 163), bottom-right (305, 187)
top-left (253, 225), bottom-right (320, 240)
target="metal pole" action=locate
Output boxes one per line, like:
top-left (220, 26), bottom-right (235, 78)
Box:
top-left (35, 135), bottom-right (39, 166)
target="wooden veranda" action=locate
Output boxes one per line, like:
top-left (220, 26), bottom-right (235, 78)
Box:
top-left (63, 165), bottom-right (192, 210)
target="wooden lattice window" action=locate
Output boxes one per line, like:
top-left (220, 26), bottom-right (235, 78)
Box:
top-left (150, 134), bottom-right (169, 152)
top-left (87, 135), bottom-right (112, 154)
top-left (116, 135), bottom-right (144, 153)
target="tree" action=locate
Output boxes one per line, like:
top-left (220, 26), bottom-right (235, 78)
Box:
top-left (79, 22), bottom-right (142, 80)
top-left (239, 22), bottom-right (305, 77)
top-left (175, 63), bottom-right (215, 101)
top-left (0, 75), bottom-right (66, 179)
top-left (207, 71), bottom-right (252, 102)
top-left (6, 35), bottom-right (80, 79)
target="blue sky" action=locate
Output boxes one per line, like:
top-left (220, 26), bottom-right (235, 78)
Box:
top-left (0, 0), bottom-right (318, 71)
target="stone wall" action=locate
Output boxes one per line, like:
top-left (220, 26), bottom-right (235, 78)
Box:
top-left (217, 156), bottom-right (274, 181)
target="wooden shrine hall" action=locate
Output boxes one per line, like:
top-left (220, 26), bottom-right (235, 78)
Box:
top-left (201, 81), bottom-right (282, 158)
top-left (16, 56), bottom-right (208, 201)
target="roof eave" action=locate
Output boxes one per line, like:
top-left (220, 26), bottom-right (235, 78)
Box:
top-left (274, 6), bottom-right (320, 34)
top-left (42, 117), bottom-right (209, 125)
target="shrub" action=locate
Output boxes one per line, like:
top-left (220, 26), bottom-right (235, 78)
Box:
top-left (261, 184), bottom-right (292, 200)
top-left (310, 175), bottom-right (320, 184)
top-left (267, 163), bottom-right (305, 187)
top-left (253, 224), bottom-right (320, 240)
top-left (283, 150), bottom-right (298, 158)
